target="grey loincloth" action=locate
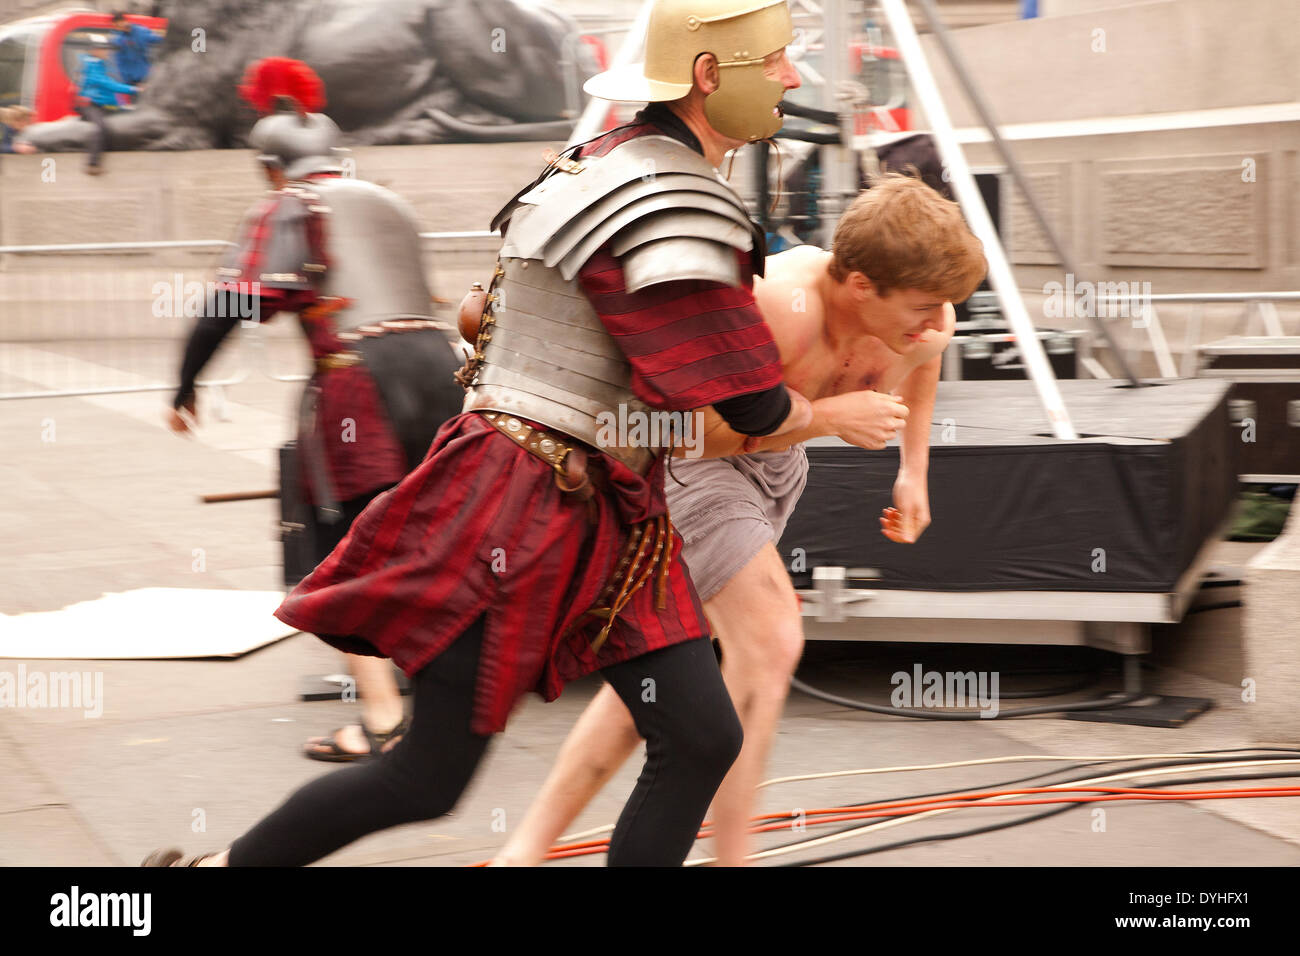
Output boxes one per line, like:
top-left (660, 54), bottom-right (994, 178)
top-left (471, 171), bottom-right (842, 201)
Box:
top-left (665, 444), bottom-right (810, 603)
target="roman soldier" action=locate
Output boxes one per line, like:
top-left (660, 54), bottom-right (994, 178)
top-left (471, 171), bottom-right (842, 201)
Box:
top-left (168, 58), bottom-right (464, 761)
top-left (146, 0), bottom-right (810, 868)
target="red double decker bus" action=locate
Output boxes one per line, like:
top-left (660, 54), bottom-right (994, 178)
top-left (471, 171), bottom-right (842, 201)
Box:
top-left (851, 40), bottom-right (911, 134)
top-left (0, 8), bottom-right (166, 120)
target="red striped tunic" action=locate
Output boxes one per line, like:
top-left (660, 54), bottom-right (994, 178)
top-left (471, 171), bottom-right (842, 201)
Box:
top-left (215, 178), bottom-right (408, 504)
top-left (274, 124), bottom-right (783, 734)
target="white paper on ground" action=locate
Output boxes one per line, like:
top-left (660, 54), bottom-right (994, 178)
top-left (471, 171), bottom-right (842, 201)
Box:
top-left (0, 589), bottom-right (297, 659)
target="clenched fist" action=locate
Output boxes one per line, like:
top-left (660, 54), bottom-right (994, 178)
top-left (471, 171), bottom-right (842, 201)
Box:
top-left (823, 389), bottom-right (908, 450)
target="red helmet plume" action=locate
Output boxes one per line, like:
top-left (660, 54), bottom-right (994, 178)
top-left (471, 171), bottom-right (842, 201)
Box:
top-left (238, 57), bottom-right (326, 115)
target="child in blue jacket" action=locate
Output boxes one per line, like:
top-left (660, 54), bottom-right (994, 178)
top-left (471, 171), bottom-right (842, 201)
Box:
top-left (76, 45), bottom-right (139, 174)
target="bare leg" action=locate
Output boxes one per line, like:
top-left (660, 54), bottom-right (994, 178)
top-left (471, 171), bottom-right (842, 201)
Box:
top-left (491, 681), bottom-right (642, 866)
top-left (495, 542), bottom-right (803, 866)
top-left (304, 490), bottom-right (408, 758)
top-left (304, 653), bottom-right (407, 756)
top-left (353, 653), bottom-right (405, 735)
top-left (704, 542), bottom-right (804, 866)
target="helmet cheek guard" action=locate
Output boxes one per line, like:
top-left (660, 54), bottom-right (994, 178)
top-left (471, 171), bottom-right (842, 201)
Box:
top-left (704, 63), bottom-right (786, 142)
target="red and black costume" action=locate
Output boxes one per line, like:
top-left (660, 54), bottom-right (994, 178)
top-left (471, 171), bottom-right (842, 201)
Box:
top-left (174, 60), bottom-right (463, 574)
top-left (275, 105), bottom-right (788, 733)
top-left (225, 104), bottom-right (792, 868)
top-left (175, 185), bottom-right (413, 511)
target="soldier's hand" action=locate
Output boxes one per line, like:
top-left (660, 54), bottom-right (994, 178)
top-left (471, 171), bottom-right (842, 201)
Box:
top-left (824, 390), bottom-right (908, 450)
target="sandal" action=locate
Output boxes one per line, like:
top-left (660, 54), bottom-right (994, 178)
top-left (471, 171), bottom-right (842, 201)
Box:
top-left (303, 717), bottom-right (409, 763)
top-left (141, 847), bottom-right (211, 867)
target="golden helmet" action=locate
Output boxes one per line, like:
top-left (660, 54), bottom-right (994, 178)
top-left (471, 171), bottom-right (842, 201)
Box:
top-left (584, 0), bottom-right (795, 143)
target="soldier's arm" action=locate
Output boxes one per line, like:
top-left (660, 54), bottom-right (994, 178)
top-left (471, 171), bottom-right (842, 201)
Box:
top-left (173, 293), bottom-right (244, 411)
top-left (690, 401), bottom-right (828, 458)
top-left (576, 249), bottom-right (808, 441)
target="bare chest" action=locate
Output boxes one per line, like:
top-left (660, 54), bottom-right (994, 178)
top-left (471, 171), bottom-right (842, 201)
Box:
top-left (783, 337), bottom-right (908, 400)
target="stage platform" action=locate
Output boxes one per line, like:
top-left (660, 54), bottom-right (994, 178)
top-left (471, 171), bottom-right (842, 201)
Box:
top-left (778, 378), bottom-right (1236, 654)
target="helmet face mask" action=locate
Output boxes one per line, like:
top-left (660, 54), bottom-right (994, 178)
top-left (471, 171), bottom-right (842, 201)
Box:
top-left (703, 56), bottom-right (787, 142)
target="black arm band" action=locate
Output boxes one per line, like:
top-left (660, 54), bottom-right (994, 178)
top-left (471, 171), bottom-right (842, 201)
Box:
top-left (713, 383), bottom-right (792, 437)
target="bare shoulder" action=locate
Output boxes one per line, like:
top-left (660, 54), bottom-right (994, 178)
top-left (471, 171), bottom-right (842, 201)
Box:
top-left (761, 244), bottom-right (827, 287)
top-left (755, 245), bottom-right (827, 332)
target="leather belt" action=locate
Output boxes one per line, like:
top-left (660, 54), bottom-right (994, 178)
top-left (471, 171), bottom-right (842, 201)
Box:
top-left (479, 411), bottom-right (596, 501)
top-left (336, 317), bottom-right (453, 341)
top-left (315, 350), bottom-right (363, 372)
top-left (316, 318), bottom-right (454, 373)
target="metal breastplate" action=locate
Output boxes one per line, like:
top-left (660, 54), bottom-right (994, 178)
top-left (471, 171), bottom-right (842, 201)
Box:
top-left (216, 196), bottom-right (315, 291)
top-left (464, 134), bottom-right (763, 476)
top-left (462, 255), bottom-right (657, 474)
top-left (308, 177), bottom-right (436, 331)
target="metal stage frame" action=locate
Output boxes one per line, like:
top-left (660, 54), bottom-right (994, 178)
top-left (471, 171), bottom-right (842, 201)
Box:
top-left (796, 519), bottom-right (1232, 659)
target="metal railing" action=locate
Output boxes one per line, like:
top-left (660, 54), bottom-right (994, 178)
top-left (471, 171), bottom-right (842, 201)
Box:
top-left (1082, 291), bottom-right (1300, 380)
top-left (5, 235), bottom-right (1296, 400)
top-left (0, 231), bottom-right (497, 254)
top-left (0, 230), bottom-right (499, 401)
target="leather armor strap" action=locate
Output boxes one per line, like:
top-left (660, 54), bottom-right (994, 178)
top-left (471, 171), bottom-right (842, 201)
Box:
top-left (479, 411), bottom-right (595, 505)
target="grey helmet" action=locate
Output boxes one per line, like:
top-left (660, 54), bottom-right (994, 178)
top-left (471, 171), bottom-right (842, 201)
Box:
top-left (248, 109), bottom-right (345, 181)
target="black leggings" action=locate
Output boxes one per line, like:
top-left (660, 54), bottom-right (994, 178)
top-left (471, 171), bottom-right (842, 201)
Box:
top-left (228, 620), bottom-right (742, 866)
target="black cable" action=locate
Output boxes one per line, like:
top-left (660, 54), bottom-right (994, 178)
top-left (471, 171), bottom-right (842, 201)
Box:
top-left (978, 672), bottom-right (1100, 700)
top-left (1196, 577), bottom-right (1242, 590)
top-left (778, 100), bottom-right (841, 125)
top-left (1185, 600), bottom-right (1243, 614)
top-left (759, 750), bottom-right (1300, 856)
top-left (778, 768), bottom-right (1300, 867)
top-left (778, 806), bottom-right (1079, 867)
top-left (834, 751), bottom-right (1300, 815)
top-left (790, 675), bottom-right (1142, 720)
top-left (774, 128), bottom-right (842, 145)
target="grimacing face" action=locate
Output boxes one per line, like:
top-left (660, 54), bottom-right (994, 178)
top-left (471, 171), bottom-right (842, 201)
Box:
top-left (866, 285), bottom-right (949, 355)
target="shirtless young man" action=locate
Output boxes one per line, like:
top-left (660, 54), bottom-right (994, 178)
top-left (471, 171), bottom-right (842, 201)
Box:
top-left (494, 173), bottom-right (987, 866)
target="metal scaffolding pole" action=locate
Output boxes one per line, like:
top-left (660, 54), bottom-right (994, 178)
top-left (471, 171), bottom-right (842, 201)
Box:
top-left (818, 0), bottom-right (859, 247)
top-left (878, 0), bottom-right (1078, 439)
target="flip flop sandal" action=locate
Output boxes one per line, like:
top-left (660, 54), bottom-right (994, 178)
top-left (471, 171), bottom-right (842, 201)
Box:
top-left (140, 847), bottom-right (211, 866)
top-left (303, 718), bottom-right (409, 763)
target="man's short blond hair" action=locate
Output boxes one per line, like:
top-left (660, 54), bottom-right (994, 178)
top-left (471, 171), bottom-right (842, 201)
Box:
top-left (828, 173), bottom-right (987, 301)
